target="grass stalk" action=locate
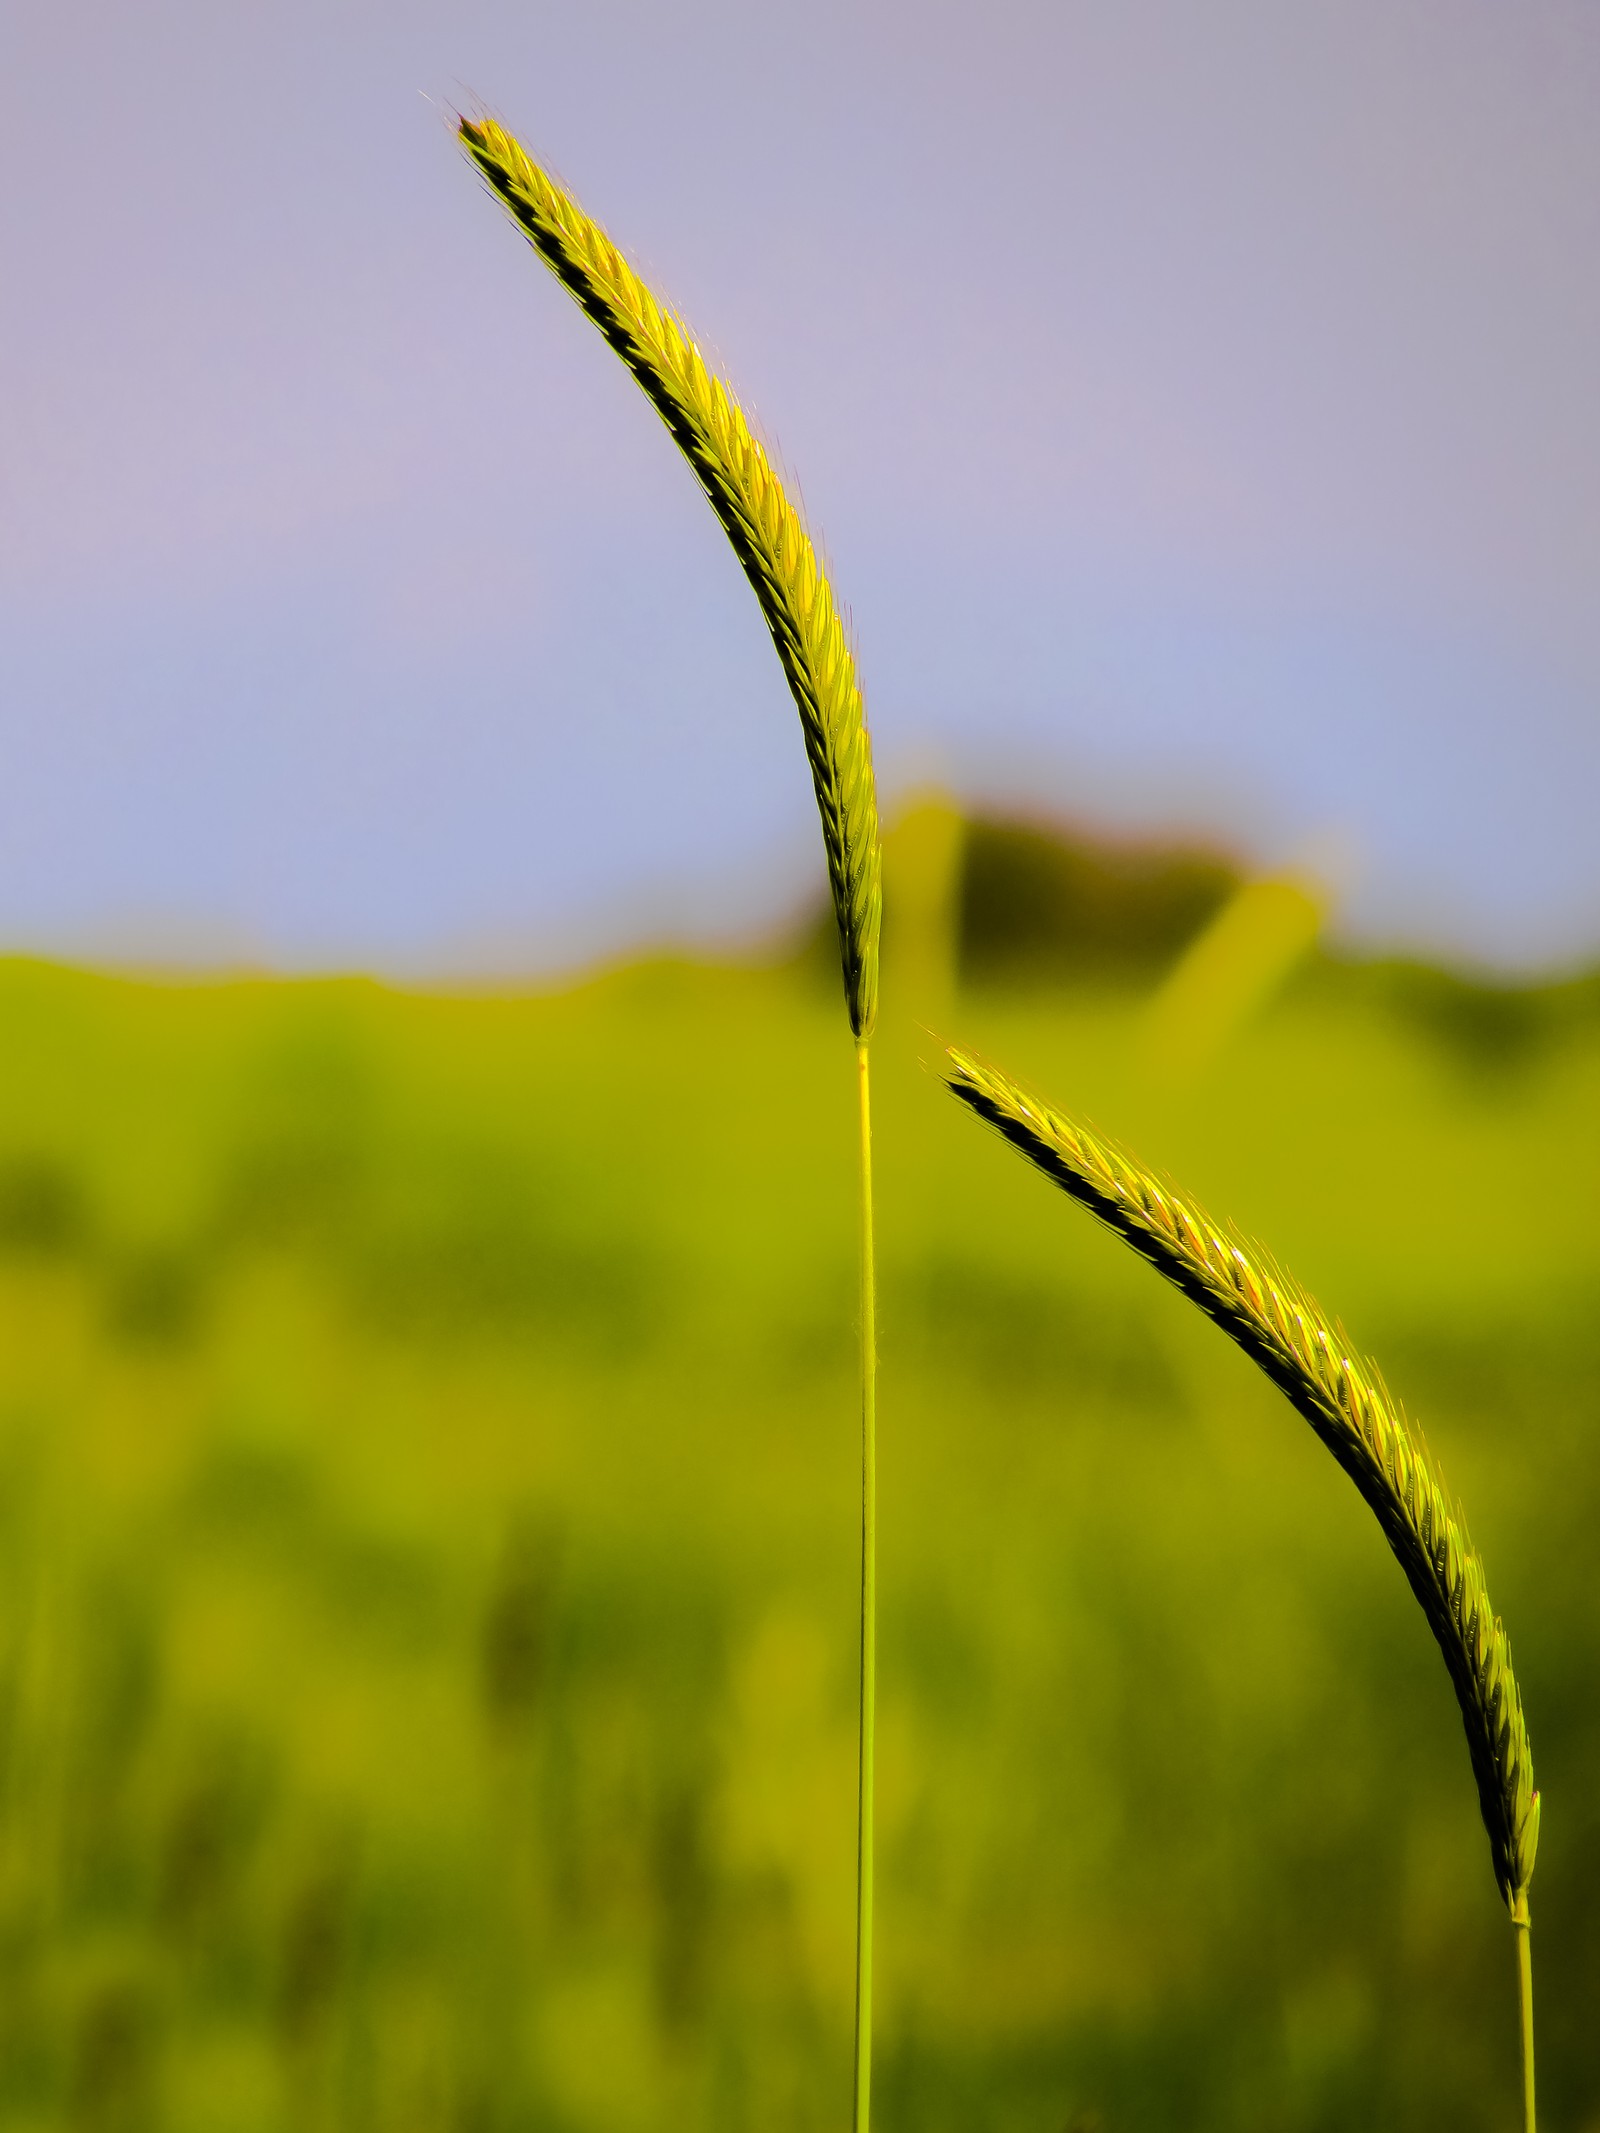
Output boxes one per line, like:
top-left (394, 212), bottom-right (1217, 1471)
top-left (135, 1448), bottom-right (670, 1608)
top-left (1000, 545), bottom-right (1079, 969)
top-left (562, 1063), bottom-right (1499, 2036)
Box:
top-left (853, 1038), bottom-right (877, 2133)
top-left (1513, 1893), bottom-right (1535, 2133)
top-left (943, 1043), bottom-right (1540, 2100)
top-left (461, 116), bottom-right (885, 2120)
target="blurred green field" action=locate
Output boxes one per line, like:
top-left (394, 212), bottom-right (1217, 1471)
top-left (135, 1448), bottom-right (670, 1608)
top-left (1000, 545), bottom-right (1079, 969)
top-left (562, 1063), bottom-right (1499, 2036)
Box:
top-left (0, 817), bottom-right (1597, 2131)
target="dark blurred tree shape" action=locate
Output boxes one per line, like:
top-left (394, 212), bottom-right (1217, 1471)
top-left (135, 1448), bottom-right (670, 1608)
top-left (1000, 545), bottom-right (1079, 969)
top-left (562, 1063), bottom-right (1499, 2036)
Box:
top-left (957, 817), bottom-right (1238, 987)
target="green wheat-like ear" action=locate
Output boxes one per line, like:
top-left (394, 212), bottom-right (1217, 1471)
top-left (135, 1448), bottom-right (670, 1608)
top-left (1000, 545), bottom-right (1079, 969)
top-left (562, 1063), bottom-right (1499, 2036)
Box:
top-left (459, 115), bottom-right (881, 1039)
top-left (944, 1044), bottom-right (1539, 1915)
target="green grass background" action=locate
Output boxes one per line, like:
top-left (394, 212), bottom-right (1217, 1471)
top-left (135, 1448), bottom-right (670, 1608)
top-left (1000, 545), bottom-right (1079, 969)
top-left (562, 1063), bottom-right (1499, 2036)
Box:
top-left (0, 821), bottom-right (1596, 2131)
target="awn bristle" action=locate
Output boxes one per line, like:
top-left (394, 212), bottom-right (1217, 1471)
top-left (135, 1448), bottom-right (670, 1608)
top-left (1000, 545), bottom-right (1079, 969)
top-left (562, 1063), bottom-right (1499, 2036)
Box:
top-left (460, 116), bottom-right (881, 1040)
top-left (944, 1044), bottom-right (1539, 1914)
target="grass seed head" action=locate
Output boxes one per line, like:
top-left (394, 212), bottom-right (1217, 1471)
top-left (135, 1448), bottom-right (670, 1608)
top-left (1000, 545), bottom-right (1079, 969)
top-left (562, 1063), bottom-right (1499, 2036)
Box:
top-left (459, 116), bottom-right (881, 1039)
top-left (944, 1042), bottom-right (1539, 1912)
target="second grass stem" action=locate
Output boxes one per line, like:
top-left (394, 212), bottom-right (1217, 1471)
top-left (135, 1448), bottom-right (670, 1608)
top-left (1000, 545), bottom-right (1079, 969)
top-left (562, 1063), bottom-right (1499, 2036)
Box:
top-left (1514, 1900), bottom-right (1536, 2133)
top-left (853, 1039), bottom-right (877, 2133)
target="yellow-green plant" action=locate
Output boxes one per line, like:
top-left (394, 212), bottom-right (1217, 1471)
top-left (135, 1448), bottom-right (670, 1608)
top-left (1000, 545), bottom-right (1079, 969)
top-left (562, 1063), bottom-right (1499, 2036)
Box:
top-left (944, 1043), bottom-right (1540, 2133)
top-left (459, 115), bottom-right (883, 2132)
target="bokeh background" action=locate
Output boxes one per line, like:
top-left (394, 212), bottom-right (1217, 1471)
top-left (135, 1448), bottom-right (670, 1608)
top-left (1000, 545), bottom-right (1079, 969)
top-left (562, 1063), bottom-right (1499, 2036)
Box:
top-left (4, 4), bottom-right (1600, 2128)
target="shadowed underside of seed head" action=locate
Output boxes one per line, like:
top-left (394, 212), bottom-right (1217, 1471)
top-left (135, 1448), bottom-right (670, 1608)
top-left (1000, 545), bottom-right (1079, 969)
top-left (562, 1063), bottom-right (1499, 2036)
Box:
top-left (459, 115), bottom-right (881, 1040)
top-left (943, 1043), bottom-right (1539, 1914)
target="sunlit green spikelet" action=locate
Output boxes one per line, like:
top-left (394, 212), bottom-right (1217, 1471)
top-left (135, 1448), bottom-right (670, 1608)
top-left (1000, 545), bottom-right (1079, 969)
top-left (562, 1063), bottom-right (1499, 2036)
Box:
top-left (945, 1044), bottom-right (1539, 1913)
top-left (459, 117), bottom-right (881, 1038)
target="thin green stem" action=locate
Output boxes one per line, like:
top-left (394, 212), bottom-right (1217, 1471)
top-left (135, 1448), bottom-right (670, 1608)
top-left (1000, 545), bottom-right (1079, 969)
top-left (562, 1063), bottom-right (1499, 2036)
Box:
top-left (1513, 1897), bottom-right (1535, 2133)
top-left (852, 1038), bottom-right (877, 2133)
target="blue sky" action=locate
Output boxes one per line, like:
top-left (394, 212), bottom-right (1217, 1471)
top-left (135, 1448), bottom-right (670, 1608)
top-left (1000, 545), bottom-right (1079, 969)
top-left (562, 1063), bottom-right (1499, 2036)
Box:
top-left (6, 1), bottom-right (1599, 973)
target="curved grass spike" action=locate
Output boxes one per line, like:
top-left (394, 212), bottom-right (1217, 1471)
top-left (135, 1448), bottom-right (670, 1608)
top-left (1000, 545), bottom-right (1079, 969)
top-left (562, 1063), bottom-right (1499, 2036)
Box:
top-left (944, 1044), bottom-right (1540, 2125)
top-left (460, 115), bottom-right (883, 2133)
top-left (458, 116), bottom-right (881, 1039)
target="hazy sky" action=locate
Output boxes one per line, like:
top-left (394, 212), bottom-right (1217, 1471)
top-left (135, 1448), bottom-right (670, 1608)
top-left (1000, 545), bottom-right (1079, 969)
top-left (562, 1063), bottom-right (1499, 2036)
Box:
top-left (6, 1), bottom-right (1599, 973)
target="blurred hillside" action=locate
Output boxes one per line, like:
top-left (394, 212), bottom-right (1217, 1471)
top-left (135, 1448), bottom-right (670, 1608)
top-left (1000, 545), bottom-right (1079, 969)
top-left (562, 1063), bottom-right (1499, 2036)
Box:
top-left (0, 810), bottom-right (1596, 2132)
